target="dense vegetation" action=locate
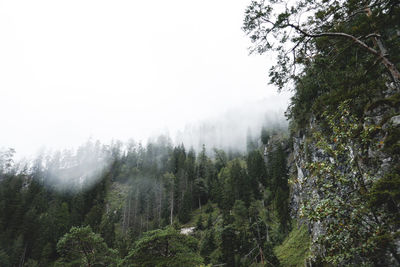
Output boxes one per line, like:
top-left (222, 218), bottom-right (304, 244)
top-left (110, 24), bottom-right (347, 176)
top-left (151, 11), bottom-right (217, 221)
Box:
top-left (1, 0), bottom-right (399, 266)
top-left (244, 0), bottom-right (399, 265)
top-left (0, 129), bottom-right (292, 266)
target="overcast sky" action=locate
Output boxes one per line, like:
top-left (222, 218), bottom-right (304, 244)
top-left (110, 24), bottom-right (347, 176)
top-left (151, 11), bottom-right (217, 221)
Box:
top-left (0, 0), bottom-right (291, 157)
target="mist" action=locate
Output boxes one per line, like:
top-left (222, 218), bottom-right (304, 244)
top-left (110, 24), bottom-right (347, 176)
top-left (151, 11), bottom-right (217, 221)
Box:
top-left (0, 0), bottom-right (291, 160)
top-left (1, 97), bottom-right (289, 192)
top-left (174, 97), bottom-right (288, 153)
top-left (0, 0), bottom-right (292, 192)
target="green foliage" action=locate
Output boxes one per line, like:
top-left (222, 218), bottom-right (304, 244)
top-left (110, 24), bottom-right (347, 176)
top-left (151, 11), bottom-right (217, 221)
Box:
top-left (56, 225), bottom-right (118, 266)
top-left (178, 191), bottom-right (192, 224)
top-left (200, 229), bottom-right (217, 263)
top-left (244, 0), bottom-right (400, 141)
top-left (100, 213), bottom-right (116, 248)
top-left (0, 249), bottom-right (10, 267)
top-left (123, 227), bottom-right (203, 267)
top-left (196, 214), bottom-right (204, 230)
top-left (232, 200), bottom-right (247, 228)
top-left (275, 224), bottom-right (311, 267)
top-left (369, 172), bottom-right (400, 212)
top-left (243, 0), bottom-right (400, 92)
top-left (219, 159), bottom-right (252, 212)
top-left (299, 101), bottom-right (399, 265)
top-left (244, 0), bottom-right (399, 264)
top-left (247, 150), bottom-right (267, 194)
top-left (266, 142), bottom-right (290, 235)
top-left (261, 127), bottom-right (270, 145)
top-left (0, 132), bottom-right (292, 266)
top-left (205, 214), bottom-right (213, 229)
top-left (25, 259), bottom-right (40, 267)
top-left (220, 224), bottom-right (237, 266)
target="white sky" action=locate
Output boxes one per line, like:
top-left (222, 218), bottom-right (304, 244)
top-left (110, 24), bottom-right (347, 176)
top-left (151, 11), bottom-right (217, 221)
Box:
top-left (0, 0), bottom-right (291, 157)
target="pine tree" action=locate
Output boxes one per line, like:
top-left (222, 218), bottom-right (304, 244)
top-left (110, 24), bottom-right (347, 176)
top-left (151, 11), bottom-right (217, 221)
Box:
top-left (178, 191), bottom-right (192, 224)
top-left (220, 225), bottom-right (236, 267)
top-left (56, 226), bottom-right (118, 266)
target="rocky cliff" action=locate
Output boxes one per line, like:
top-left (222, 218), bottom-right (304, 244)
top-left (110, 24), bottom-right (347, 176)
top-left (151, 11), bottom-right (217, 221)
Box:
top-left (289, 90), bottom-right (400, 265)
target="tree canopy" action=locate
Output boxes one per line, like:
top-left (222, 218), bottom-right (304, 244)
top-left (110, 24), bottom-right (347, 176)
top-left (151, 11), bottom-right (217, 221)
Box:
top-left (123, 227), bottom-right (203, 267)
top-left (243, 0), bottom-right (400, 91)
top-left (56, 226), bottom-right (118, 267)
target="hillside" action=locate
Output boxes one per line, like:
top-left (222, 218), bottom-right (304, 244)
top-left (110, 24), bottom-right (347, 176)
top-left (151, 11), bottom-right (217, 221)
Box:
top-left (0, 0), bottom-right (399, 266)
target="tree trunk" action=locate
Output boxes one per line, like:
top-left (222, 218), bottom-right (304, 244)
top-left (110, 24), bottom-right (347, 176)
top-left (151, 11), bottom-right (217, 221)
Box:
top-left (170, 191), bottom-right (174, 225)
top-left (18, 243), bottom-right (27, 267)
top-left (127, 194), bottom-right (131, 230)
top-left (159, 184), bottom-right (162, 225)
top-left (122, 203), bottom-right (127, 233)
top-left (198, 197), bottom-right (201, 210)
top-left (366, 8), bottom-right (400, 90)
top-left (259, 246), bottom-right (265, 265)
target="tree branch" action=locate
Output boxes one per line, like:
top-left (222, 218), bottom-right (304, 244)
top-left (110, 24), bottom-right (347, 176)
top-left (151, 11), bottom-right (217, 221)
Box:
top-left (286, 23), bottom-right (381, 57)
top-left (285, 22), bottom-right (400, 84)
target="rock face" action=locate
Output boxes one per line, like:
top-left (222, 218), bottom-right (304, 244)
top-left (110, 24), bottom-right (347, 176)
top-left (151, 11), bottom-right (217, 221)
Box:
top-left (291, 131), bottom-right (327, 248)
top-left (289, 92), bottom-right (400, 265)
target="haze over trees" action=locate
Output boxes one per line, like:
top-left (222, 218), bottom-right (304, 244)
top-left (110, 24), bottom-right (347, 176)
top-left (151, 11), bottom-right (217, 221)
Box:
top-left (0, 0), bottom-right (399, 266)
top-left (0, 127), bottom-right (291, 266)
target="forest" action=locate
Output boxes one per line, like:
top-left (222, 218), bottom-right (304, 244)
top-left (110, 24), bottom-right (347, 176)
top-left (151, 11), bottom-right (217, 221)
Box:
top-left (0, 130), bottom-right (292, 266)
top-left (1, 0), bottom-right (399, 266)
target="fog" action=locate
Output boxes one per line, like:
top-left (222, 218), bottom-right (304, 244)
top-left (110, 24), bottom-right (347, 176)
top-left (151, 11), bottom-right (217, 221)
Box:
top-left (0, 0), bottom-right (291, 160)
top-left (174, 97), bottom-right (288, 152)
top-left (1, 95), bottom-right (288, 192)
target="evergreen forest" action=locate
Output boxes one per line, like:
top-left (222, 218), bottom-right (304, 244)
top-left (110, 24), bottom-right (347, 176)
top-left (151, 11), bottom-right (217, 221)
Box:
top-left (1, 0), bottom-right (399, 266)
